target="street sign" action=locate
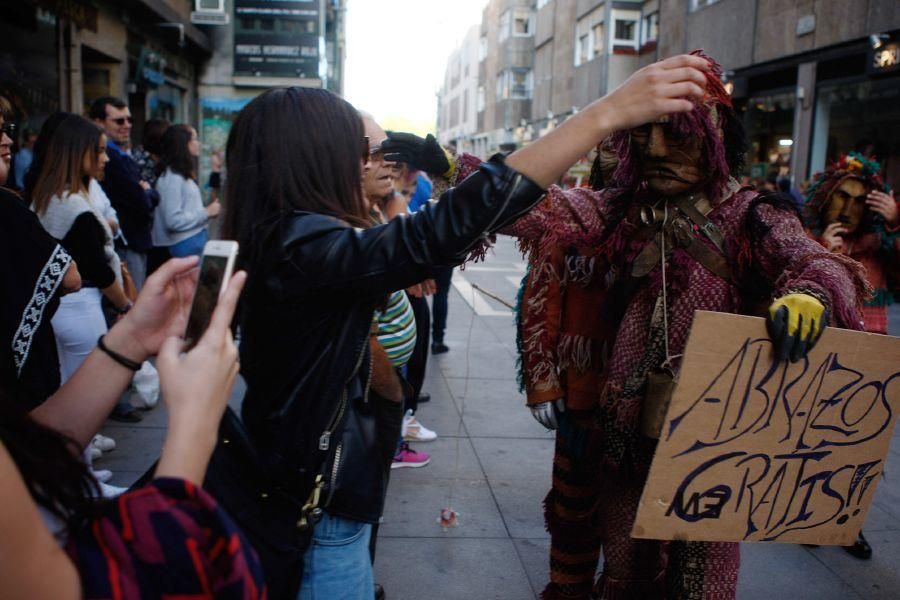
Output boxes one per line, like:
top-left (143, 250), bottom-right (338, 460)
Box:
top-left (633, 312), bottom-right (900, 545)
top-left (233, 0), bottom-right (321, 78)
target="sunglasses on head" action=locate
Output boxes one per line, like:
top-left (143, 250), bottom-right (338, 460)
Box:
top-left (111, 116), bottom-right (133, 126)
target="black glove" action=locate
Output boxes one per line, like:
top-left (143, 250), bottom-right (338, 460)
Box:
top-left (382, 132), bottom-right (451, 177)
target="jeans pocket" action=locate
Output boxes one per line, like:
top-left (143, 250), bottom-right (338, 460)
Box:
top-left (312, 514), bottom-right (368, 547)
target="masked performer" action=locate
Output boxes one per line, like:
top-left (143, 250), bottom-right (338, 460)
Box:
top-left (803, 152), bottom-right (899, 561)
top-left (501, 51), bottom-right (869, 599)
top-left (380, 54), bottom-right (868, 595)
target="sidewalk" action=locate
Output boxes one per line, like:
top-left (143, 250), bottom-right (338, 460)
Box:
top-left (102, 236), bottom-right (900, 599)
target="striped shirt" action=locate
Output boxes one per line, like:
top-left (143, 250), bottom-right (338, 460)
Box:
top-left (375, 291), bottom-right (417, 367)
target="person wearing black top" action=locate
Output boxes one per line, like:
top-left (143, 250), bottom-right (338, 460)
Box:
top-left (0, 100), bottom-right (82, 408)
top-left (89, 96), bottom-right (159, 291)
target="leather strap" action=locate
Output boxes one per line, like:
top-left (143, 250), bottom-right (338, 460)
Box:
top-left (674, 195), bottom-right (727, 254)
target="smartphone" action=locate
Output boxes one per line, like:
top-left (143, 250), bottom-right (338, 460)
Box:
top-left (184, 240), bottom-right (239, 350)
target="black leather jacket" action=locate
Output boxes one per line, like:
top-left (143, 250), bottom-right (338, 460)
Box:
top-left (238, 156), bottom-right (545, 524)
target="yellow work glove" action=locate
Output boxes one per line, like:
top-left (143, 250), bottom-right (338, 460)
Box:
top-left (767, 293), bottom-right (827, 363)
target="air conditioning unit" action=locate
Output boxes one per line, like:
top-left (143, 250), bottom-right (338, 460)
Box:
top-left (191, 0), bottom-right (229, 26)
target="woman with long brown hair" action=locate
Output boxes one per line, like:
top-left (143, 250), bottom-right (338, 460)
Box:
top-left (219, 56), bottom-right (710, 598)
top-left (31, 115), bottom-right (132, 386)
top-left (151, 124), bottom-right (220, 263)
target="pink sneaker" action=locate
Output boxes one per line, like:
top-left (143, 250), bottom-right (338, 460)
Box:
top-left (391, 442), bottom-right (431, 469)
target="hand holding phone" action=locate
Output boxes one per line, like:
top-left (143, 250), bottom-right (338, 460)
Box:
top-left (184, 241), bottom-right (239, 350)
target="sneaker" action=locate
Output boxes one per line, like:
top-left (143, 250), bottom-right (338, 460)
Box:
top-left (98, 481), bottom-right (128, 498)
top-left (431, 342), bottom-right (449, 355)
top-left (391, 442), bottom-right (430, 469)
top-left (91, 468), bottom-right (113, 483)
top-left (91, 434), bottom-right (116, 453)
top-left (402, 409), bottom-right (437, 442)
top-left (88, 446), bottom-right (103, 462)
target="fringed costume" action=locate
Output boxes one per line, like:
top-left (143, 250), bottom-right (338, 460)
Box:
top-left (804, 153), bottom-right (900, 334)
top-left (516, 241), bottom-right (612, 599)
top-left (496, 51), bottom-right (869, 599)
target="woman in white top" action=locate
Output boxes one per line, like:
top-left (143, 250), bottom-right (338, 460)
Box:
top-left (30, 115), bottom-right (131, 383)
top-left (152, 125), bottom-right (220, 258)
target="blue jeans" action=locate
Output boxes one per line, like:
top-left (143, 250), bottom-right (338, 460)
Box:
top-left (298, 511), bottom-right (373, 600)
top-left (168, 228), bottom-right (208, 258)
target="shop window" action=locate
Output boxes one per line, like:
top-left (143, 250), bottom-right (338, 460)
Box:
top-left (643, 11), bottom-right (659, 44)
top-left (499, 11), bottom-right (511, 43)
top-left (513, 9), bottom-right (534, 37)
top-left (612, 10), bottom-right (640, 50)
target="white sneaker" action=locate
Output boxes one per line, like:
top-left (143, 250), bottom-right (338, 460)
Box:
top-left (91, 434), bottom-right (117, 453)
top-left (91, 469), bottom-right (113, 483)
top-left (88, 446), bottom-right (103, 462)
top-left (402, 409), bottom-right (437, 442)
top-left (98, 482), bottom-right (127, 498)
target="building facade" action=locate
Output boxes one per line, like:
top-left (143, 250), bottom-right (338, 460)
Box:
top-left (443, 0), bottom-right (898, 187)
top-left (0, 0), bottom-right (345, 176)
top-left (437, 25), bottom-right (480, 155)
top-left (656, 0), bottom-right (900, 185)
top-left (441, 0), bottom-right (661, 158)
top-left (0, 0), bottom-right (212, 139)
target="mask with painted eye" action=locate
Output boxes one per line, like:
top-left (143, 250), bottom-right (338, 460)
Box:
top-left (822, 177), bottom-right (868, 234)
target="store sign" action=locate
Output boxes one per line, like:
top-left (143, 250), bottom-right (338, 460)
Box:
top-left (870, 43), bottom-right (900, 74)
top-left (233, 0), bottom-right (321, 77)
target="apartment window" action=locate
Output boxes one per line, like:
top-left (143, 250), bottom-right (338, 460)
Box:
top-left (513, 8), bottom-right (534, 37)
top-left (642, 11), bottom-right (659, 44)
top-left (463, 92), bottom-right (469, 121)
top-left (592, 22), bottom-right (604, 56)
top-left (496, 72), bottom-right (506, 99)
top-left (690, 0), bottom-right (720, 10)
top-left (537, 0), bottom-right (552, 8)
top-left (509, 68), bottom-right (533, 99)
top-left (574, 6), bottom-right (604, 66)
top-left (576, 34), bottom-right (590, 66)
top-left (477, 86), bottom-right (485, 112)
top-left (612, 10), bottom-right (640, 49)
top-left (478, 36), bottom-right (487, 61)
top-left (499, 10), bottom-right (511, 42)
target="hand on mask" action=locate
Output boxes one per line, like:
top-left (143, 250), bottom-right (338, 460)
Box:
top-left (866, 189), bottom-right (898, 227)
top-left (820, 222), bottom-right (847, 253)
top-left (382, 132), bottom-right (454, 178)
top-left (767, 293), bottom-right (827, 363)
top-left (530, 399), bottom-right (566, 430)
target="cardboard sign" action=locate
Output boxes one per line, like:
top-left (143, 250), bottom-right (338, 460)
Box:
top-left (633, 311), bottom-right (900, 545)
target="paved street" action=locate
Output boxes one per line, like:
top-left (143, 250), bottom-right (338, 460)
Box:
top-left (103, 236), bottom-right (900, 599)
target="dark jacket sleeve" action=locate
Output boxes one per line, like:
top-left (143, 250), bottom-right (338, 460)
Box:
top-left (277, 156), bottom-right (545, 300)
top-left (101, 150), bottom-right (156, 250)
top-left (62, 214), bottom-right (116, 288)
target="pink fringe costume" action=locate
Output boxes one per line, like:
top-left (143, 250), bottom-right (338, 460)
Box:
top-left (493, 50), bottom-right (868, 599)
top-left (501, 180), bottom-right (868, 599)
